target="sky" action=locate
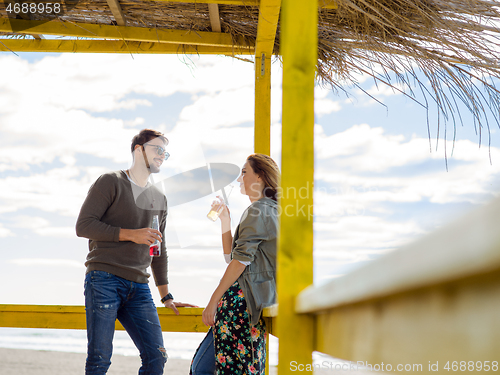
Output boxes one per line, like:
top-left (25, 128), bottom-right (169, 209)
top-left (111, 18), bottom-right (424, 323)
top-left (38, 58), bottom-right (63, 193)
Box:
top-left (0, 52), bottom-right (500, 309)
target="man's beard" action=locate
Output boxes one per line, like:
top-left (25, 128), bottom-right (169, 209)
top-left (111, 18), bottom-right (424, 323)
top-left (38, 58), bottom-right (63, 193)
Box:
top-left (148, 164), bottom-right (160, 174)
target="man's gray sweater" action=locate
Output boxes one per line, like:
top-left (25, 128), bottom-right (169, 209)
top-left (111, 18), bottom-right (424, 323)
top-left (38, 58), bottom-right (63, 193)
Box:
top-left (76, 170), bottom-right (168, 285)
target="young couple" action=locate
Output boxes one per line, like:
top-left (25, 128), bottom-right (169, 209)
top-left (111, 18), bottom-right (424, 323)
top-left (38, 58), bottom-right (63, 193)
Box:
top-left (76, 128), bottom-right (279, 375)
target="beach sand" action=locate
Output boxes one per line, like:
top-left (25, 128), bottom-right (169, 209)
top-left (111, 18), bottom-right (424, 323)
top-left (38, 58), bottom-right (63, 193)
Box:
top-left (0, 348), bottom-right (386, 374)
top-left (0, 348), bottom-right (189, 375)
top-left (0, 348), bottom-right (279, 374)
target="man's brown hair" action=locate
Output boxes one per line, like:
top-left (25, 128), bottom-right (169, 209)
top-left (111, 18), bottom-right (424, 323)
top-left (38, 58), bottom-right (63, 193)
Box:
top-left (131, 129), bottom-right (169, 153)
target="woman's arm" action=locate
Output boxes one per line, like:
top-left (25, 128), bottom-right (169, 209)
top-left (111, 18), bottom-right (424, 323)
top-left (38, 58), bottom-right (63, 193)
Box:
top-left (215, 196), bottom-right (233, 255)
top-left (221, 224), bottom-right (233, 255)
top-left (202, 259), bottom-right (246, 326)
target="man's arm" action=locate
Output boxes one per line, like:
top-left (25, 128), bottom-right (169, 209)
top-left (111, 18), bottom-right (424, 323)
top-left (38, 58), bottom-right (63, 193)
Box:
top-left (76, 175), bottom-right (121, 241)
top-left (76, 174), bottom-right (161, 245)
top-left (157, 284), bottom-right (198, 315)
top-left (119, 228), bottom-right (162, 245)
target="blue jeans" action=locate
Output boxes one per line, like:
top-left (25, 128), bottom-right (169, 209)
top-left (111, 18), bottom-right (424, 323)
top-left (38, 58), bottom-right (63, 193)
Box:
top-left (84, 270), bottom-right (167, 375)
top-left (190, 328), bottom-right (215, 375)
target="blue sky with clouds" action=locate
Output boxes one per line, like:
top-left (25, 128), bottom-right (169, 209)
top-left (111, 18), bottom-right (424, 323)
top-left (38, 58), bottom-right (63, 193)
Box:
top-left (1, 52), bottom-right (499, 307)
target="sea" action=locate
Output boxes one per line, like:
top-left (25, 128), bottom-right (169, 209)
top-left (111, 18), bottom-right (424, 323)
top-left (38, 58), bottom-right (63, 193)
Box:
top-left (0, 327), bottom-right (280, 365)
top-left (0, 328), bottom-right (352, 369)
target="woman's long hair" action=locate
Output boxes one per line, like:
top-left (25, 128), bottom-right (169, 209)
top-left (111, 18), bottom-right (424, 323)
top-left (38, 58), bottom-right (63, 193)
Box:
top-left (246, 154), bottom-right (280, 201)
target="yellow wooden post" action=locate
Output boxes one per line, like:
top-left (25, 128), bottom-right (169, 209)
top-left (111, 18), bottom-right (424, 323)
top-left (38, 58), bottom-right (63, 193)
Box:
top-left (277, 0), bottom-right (317, 373)
top-left (254, 53), bottom-right (272, 155)
top-left (253, 0), bottom-right (281, 156)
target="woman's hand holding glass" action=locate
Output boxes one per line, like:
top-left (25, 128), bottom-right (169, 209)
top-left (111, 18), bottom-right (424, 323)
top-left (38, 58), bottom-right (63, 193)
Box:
top-left (213, 195), bottom-right (230, 222)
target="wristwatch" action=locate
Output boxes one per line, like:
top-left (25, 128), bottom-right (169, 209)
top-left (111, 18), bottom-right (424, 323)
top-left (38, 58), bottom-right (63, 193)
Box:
top-left (160, 293), bottom-right (174, 304)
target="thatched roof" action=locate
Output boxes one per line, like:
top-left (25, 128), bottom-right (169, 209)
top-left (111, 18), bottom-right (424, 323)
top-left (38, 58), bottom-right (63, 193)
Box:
top-left (1, 0), bottom-right (500, 136)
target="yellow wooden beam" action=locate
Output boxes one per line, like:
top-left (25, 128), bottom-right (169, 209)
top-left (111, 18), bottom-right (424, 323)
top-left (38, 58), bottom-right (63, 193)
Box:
top-left (0, 39), bottom-right (255, 54)
top-left (0, 305), bottom-right (87, 330)
top-left (262, 303), bottom-right (277, 336)
top-left (106, 0), bottom-right (127, 26)
top-left (253, 0), bottom-right (280, 155)
top-left (277, 0), bottom-right (317, 373)
top-left (157, 307), bottom-right (209, 333)
top-left (163, 0), bottom-right (259, 4)
top-left (0, 19), bottom-right (252, 48)
top-left (295, 195), bottom-right (500, 370)
top-left (314, 270), bottom-right (500, 372)
top-left (319, 0), bottom-right (337, 8)
top-left (255, 0), bottom-right (281, 57)
top-left (0, 305), bottom-right (209, 333)
top-left (155, 0), bottom-right (337, 9)
top-left (0, 304), bottom-right (279, 334)
top-left (254, 53), bottom-right (271, 155)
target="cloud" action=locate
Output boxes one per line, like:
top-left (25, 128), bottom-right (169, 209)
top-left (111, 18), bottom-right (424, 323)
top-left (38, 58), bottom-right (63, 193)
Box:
top-left (315, 86), bottom-right (342, 115)
top-left (9, 258), bottom-right (83, 268)
top-left (307, 122), bottom-right (500, 265)
top-left (178, 87), bottom-right (254, 129)
top-left (8, 215), bottom-right (76, 238)
top-left (0, 223), bottom-right (14, 237)
top-left (314, 124), bottom-right (500, 204)
top-left (366, 81), bottom-right (407, 98)
top-left (314, 215), bottom-right (424, 252)
top-left (0, 54), bottom-right (258, 115)
top-left (0, 54), bottom-right (268, 175)
top-left (0, 167), bottom-right (102, 216)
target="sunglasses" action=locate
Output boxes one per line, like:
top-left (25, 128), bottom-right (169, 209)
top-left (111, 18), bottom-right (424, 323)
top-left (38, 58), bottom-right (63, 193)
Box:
top-left (143, 144), bottom-right (170, 160)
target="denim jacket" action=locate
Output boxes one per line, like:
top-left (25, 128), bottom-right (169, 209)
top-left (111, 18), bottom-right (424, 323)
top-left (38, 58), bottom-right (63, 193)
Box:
top-left (231, 197), bottom-right (278, 326)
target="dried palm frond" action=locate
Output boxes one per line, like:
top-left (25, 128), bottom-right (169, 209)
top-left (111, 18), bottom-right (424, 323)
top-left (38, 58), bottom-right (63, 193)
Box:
top-left (314, 0), bottom-right (500, 152)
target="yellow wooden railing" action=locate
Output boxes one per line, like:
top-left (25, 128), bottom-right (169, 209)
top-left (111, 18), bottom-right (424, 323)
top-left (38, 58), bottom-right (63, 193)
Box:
top-left (0, 304), bottom-right (278, 333)
top-left (293, 195), bottom-right (500, 374)
top-left (0, 304), bottom-right (277, 373)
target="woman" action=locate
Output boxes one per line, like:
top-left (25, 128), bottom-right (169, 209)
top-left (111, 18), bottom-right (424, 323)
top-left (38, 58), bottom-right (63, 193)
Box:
top-left (190, 153), bottom-right (279, 375)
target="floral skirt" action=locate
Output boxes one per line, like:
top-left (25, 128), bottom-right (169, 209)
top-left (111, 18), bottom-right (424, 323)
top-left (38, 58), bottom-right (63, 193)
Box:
top-left (214, 281), bottom-right (267, 375)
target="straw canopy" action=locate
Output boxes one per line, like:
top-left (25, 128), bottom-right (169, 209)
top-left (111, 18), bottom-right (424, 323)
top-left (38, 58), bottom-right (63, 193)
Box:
top-left (316, 0), bottom-right (500, 141)
top-left (2, 0), bottom-right (500, 134)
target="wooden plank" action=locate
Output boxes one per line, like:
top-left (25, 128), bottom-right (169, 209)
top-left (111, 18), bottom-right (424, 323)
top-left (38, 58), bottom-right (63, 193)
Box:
top-left (254, 53), bottom-right (271, 155)
top-left (318, 0), bottom-right (337, 9)
top-left (151, 0), bottom-right (337, 9)
top-left (253, 0), bottom-right (280, 156)
top-left (0, 19), bottom-right (252, 48)
top-left (262, 303), bottom-right (278, 317)
top-left (277, 0), bottom-right (317, 372)
top-left (106, 0), bottom-right (127, 26)
top-left (255, 0), bottom-right (281, 57)
top-left (314, 270), bottom-right (500, 373)
top-left (0, 39), bottom-right (255, 54)
top-left (208, 3), bottom-right (221, 32)
top-left (162, 0), bottom-right (260, 4)
top-left (296, 195), bottom-right (500, 314)
top-left (0, 305), bottom-right (209, 333)
top-left (262, 305), bottom-right (277, 337)
top-left (157, 308), bottom-right (209, 332)
top-left (0, 305), bottom-right (87, 330)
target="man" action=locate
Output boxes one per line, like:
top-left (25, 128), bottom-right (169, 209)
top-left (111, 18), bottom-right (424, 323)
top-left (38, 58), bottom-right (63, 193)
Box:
top-left (76, 129), bottom-right (193, 375)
